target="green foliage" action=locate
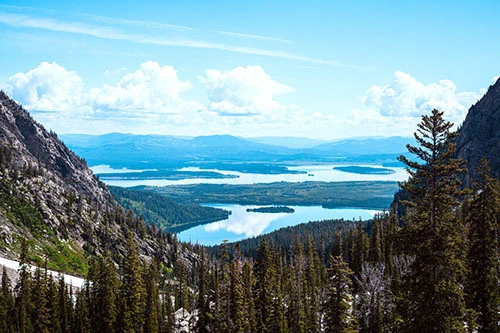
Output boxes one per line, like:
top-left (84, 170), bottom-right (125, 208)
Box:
top-left (398, 109), bottom-right (468, 332)
top-left (466, 158), bottom-right (500, 332)
top-left (141, 180), bottom-right (399, 209)
top-left (108, 185), bottom-right (229, 232)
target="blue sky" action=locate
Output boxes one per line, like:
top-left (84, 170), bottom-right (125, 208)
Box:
top-left (0, 1), bottom-right (498, 139)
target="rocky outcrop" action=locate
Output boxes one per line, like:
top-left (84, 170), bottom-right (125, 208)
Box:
top-left (456, 78), bottom-right (500, 181)
top-left (0, 91), bottom-right (167, 270)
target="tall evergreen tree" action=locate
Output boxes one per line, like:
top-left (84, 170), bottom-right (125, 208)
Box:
top-left (254, 238), bottom-right (277, 333)
top-left (466, 158), bottom-right (500, 332)
top-left (144, 259), bottom-right (160, 333)
top-left (398, 109), bottom-right (468, 332)
top-left (15, 238), bottom-right (33, 333)
top-left (324, 254), bottom-right (357, 333)
top-left (118, 232), bottom-right (146, 333)
top-left (92, 253), bottom-right (119, 333)
top-left (241, 261), bottom-right (255, 333)
top-left (1, 266), bottom-right (15, 332)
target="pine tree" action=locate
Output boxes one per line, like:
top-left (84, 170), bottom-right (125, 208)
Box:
top-left (254, 238), bottom-right (277, 333)
top-left (118, 232), bottom-right (146, 333)
top-left (144, 259), bottom-right (160, 333)
top-left (73, 281), bottom-right (91, 333)
top-left (324, 254), bottom-right (357, 333)
top-left (398, 109), bottom-right (468, 332)
top-left (196, 248), bottom-right (212, 333)
top-left (466, 158), bottom-right (500, 332)
top-left (241, 261), bottom-right (255, 333)
top-left (15, 238), bottom-right (33, 333)
top-left (304, 235), bottom-right (321, 332)
top-left (1, 266), bottom-right (14, 332)
top-left (92, 253), bottom-right (119, 333)
top-left (287, 236), bottom-right (306, 333)
top-left (230, 257), bottom-right (245, 332)
top-left (31, 267), bottom-right (50, 333)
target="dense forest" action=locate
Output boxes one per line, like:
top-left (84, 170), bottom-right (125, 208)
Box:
top-left (2, 109), bottom-right (500, 332)
top-left (108, 186), bottom-right (230, 232)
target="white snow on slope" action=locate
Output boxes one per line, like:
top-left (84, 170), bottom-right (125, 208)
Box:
top-left (0, 256), bottom-right (85, 288)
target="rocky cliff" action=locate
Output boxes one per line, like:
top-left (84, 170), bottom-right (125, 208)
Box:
top-left (456, 78), bottom-right (500, 181)
top-left (0, 91), bottom-right (166, 274)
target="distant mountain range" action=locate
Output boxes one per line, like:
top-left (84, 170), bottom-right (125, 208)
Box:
top-left (61, 133), bottom-right (414, 170)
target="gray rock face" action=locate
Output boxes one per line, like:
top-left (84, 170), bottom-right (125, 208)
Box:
top-left (0, 91), bottom-right (146, 262)
top-left (456, 78), bottom-right (500, 181)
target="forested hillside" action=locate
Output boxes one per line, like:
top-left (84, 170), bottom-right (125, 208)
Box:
top-left (108, 186), bottom-right (229, 232)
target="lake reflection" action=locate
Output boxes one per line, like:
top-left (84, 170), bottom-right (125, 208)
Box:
top-left (177, 205), bottom-right (380, 246)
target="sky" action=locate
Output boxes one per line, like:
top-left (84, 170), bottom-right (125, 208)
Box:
top-left (0, 0), bottom-right (498, 140)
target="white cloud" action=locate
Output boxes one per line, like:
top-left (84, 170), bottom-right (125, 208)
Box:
top-left (89, 61), bottom-right (196, 113)
top-left (7, 61), bottom-right (84, 111)
top-left (357, 71), bottom-right (485, 131)
top-left (493, 76), bottom-right (500, 84)
top-left (199, 65), bottom-right (294, 116)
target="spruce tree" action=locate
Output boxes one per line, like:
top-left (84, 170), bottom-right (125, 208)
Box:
top-left (92, 253), bottom-right (119, 333)
top-left (144, 260), bottom-right (160, 333)
top-left (118, 232), bottom-right (146, 333)
top-left (241, 261), bottom-right (255, 333)
top-left (398, 109), bottom-right (468, 331)
top-left (324, 254), bottom-right (356, 333)
top-left (1, 266), bottom-right (14, 332)
top-left (466, 158), bottom-right (500, 332)
top-left (15, 238), bottom-right (33, 333)
top-left (254, 238), bottom-right (277, 333)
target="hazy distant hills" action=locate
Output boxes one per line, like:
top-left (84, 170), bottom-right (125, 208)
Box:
top-left (61, 133), bottom-right (413, 170)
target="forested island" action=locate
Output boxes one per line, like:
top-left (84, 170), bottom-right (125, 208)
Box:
top-left (333, 165), bottom-right (396, 174)
top-left (246, 206), bottom-right (295, 213)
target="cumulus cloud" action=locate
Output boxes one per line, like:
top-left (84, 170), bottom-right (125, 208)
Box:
top-left (7, 61), bottom-right (84, 111)
top-left (199, 65), bottom-right (294, 116)
top-left (6, 61), bottom-right (207, 134)
top-left (361, 71), bottom-right (483, 122)
top-left (89, 61), bottom-right (196, 113)
top-left (349, 71), bottom-right (486, 136)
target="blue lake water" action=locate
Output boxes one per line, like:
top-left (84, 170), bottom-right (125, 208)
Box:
top-left (177, 204), bottom-right (381, 246)
top-left (94, 164), bottom-right (405, 245)
top-left (94, 164), bottom-right (408, 187)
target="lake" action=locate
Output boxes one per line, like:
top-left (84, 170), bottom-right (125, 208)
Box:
top-left (177, 204), bottom-right (381, 246)
top-left (94, 164), bottom-right (408, 187)
top-left (94, 164), bottom-right (405, 245)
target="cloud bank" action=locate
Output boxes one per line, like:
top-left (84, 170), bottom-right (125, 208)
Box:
top-left (345, 71), bottom-right (485, 137)
top-left (5, 62), bottom-right (487, 138)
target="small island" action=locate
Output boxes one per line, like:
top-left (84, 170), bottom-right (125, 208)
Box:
top-left (246, 206), bottom-right (295, 214)
top-left (333, 165), bottom-right (395, 175)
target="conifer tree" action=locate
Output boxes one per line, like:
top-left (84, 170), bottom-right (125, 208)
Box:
top-left (31, 267), bottom-right (50, 333)
top-left (92, 253), bottom-right (119, 333)
top-left (196, 249), bottom-right (211, 333)
top-left (398, 109), bottom-right (468, 332)
top-left (1, 266), bottom-right (14, 332)
top-left (73, 280), bottom-right (91, 333)
top-left (304, 235), bottom-right (321, 332)
top-left (324, 254), bottom-right (357, 333)
top-left (466, 158), bottom-right (500, 332)
top-left (144, 259), bottom-right (160, 333)
top-left (254, 238), bottom-right (277, 333)
top-left (15, 238), bottom-right (33, 333)
top-left (288, 236), bottom-right (306, 333)
top-left (118, 232), bottom-right (146, 333)
top-left (241, 261), bottom-right (255, 333)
